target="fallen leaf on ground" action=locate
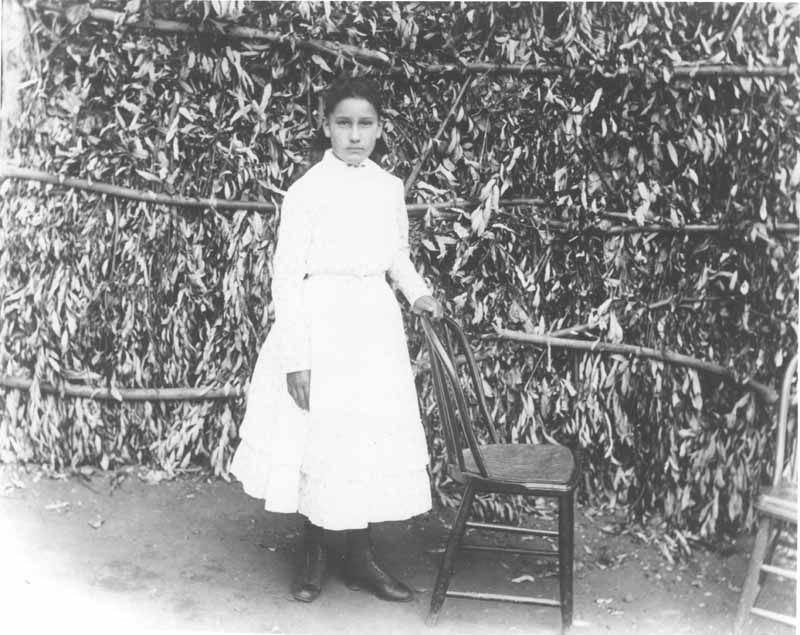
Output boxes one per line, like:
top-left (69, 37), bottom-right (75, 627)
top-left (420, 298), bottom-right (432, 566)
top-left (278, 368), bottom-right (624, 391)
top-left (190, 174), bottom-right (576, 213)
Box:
top-left (88, 517), bottom-right (104, 529)
top-left (45, 501), bottom-right (70, 512)
top-left (138, 469), bottom-right (171, 485)
top-left (595, 597), bottom-right (613, 605)
top-left (511, 574), bottom-right (536, 583)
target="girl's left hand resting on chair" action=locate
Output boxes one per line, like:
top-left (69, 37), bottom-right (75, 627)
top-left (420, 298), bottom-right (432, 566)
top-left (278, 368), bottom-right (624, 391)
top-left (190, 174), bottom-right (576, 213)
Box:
top-left (412, 295), bottom-right (444, 319)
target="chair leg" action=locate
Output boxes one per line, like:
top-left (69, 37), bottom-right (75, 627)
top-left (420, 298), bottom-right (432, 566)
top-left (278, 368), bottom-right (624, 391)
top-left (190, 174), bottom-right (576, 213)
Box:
top-left (558, 492), bottom-right (574, 631)
top-left (734, 516), bottom-right (773, 635)
top-left (428, 482), bottom-right (476, 626)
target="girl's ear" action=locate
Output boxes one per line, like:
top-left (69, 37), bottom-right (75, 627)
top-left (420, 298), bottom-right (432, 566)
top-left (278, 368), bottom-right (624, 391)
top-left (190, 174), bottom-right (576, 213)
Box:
top-left (322, 117), bottom-right (331, 139)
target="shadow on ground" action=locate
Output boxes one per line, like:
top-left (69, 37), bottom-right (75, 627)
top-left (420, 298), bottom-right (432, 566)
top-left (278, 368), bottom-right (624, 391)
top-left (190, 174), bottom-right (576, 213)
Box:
top-left (0, 466), bottom-right (793, 634)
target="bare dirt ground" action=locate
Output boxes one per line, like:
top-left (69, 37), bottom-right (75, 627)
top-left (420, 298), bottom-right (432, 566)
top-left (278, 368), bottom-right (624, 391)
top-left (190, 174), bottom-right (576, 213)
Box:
top-left (0, 464), bottom-right (794, 635)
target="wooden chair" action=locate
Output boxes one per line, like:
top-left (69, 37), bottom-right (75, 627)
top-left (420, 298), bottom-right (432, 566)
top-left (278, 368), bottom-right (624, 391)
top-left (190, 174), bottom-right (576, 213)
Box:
top-left (420, 316), bottom-right (580, 631)
top-left (734, 354), bottom-right (798, 633)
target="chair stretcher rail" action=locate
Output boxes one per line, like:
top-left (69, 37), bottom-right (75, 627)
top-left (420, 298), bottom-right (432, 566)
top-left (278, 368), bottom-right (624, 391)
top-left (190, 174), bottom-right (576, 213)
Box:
top-left (750, 606), bottom-right (797, 627)
top-left (466, 521), bottom-right (559, 537)
top-left (460, 544), bottom-right (558, 558)
top-left (446, 590), bottom-right (561, 606)
top-left (760, 563), bottom-right (797, 580)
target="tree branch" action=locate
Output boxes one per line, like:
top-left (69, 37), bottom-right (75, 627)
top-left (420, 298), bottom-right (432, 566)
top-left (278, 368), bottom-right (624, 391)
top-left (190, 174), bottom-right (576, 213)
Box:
top-left (495, 327), bottom-right (779, 404)
top-left (719, 4), bottom-right (749, 52)
top-left (404, 28), bottom-right (494, 194)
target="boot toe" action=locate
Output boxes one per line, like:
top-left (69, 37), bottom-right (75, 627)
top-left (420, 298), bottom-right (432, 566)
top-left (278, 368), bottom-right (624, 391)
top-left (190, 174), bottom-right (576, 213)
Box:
top-left (292, 583), bottom-right (322, 603)
top-left (380, 581), bottom-right (414, 602)
top-left (346, 568), bottom-right (415, 602)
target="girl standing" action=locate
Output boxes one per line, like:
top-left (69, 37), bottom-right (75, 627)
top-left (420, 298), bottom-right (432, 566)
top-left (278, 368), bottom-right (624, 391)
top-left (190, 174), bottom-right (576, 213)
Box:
top-left (231, 76), bottom-right (442, 603)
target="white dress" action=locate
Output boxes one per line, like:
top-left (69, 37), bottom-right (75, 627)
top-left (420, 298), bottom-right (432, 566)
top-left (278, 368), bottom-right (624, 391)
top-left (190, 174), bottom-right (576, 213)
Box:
top-left (231, 149), bottom-right (433, 530)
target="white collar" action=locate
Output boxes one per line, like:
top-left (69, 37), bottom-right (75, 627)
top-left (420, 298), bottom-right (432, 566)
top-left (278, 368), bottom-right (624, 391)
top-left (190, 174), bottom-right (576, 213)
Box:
top-left (323, 148), bottom-right (372, 170)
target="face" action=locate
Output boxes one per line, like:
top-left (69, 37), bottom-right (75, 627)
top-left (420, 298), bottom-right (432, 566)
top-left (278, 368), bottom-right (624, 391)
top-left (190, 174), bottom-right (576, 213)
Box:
top-left (323, 97), bottom-right (382, 165)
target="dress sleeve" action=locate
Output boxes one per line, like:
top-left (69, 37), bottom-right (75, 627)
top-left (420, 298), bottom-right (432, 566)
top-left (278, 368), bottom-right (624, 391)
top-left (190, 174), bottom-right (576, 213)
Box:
top-left (387, 179), bottom-right (431, 306)
top-left (272, 185), bottom-right (311, 372)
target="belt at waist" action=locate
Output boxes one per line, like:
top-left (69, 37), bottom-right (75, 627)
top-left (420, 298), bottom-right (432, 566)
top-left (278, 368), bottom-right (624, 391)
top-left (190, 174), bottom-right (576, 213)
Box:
top-left (304, 271), bottom-right (385, 279)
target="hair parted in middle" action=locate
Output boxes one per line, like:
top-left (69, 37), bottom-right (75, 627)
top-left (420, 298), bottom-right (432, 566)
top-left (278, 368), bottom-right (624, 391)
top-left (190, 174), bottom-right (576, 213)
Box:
top-left (323, 75), bottom-right (384, 119)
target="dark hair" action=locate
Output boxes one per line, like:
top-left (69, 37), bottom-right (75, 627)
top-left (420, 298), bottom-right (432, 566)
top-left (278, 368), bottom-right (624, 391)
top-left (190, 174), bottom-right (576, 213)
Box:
top-left (308, 75), bottom-right (388, 165)
top-left (323, 76), bottom-right (383, 118)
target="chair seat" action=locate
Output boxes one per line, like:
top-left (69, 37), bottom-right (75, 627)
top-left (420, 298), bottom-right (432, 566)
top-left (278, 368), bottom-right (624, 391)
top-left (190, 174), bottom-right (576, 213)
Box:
top-left (756, 482), bottom-right (798, 524)
top-left (455, 443), bottom-right (577, 489)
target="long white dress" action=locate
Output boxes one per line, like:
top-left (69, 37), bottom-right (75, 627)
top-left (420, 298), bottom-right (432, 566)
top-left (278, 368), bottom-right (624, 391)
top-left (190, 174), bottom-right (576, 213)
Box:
top-left (231, 149), bottom-right (432, 530)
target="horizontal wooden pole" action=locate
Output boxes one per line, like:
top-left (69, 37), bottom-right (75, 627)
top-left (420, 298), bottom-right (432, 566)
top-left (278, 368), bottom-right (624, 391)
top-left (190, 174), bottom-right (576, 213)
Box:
top-left (495, 328), bottom-right (779, 404)
top-left (601, 223), bottom-right (799, 236)
top-left (38, 3), bottom-right (795, 80)
top-left (0, 325), bottom-right (780, 405)
top-left (424, 61), bottom-right (795, 79)
top-left (4, 165), bottom-right (797, 237)
top-left (0, 374), bottom-right (244, 401)
top-left (39, 3), bottom-right (390, 66)
top-left (0, 164), bottom-right (545, 215)
top-left (0, 355), bottom-right (451, 403)
top-left (0, 164), bottom-right (276, 212)
top-left (671, 63), bottom-right (796, 78)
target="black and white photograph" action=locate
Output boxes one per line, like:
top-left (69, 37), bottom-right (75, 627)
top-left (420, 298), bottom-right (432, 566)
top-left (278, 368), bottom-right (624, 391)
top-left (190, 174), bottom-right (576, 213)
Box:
top-left (0, 1), bottom-right (797, 633)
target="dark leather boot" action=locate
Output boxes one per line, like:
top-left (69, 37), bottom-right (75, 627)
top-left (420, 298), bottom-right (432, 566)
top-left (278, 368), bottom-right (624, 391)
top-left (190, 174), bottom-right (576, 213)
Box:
top-left (345, 526), bottom-right (413, 602)
top-left (291, 520), bottom-right (327, 602)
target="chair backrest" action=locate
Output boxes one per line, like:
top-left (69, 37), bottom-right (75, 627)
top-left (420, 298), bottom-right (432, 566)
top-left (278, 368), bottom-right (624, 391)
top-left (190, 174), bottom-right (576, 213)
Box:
top-left (421, 316), bottom-right (499, 478)
top-left (773, 354), bottom-right (798, 487)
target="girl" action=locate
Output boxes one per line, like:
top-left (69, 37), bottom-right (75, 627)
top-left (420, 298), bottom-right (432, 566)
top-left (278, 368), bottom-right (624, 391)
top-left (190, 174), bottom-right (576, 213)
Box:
top-left (231, 76), bottom-right (443, 603)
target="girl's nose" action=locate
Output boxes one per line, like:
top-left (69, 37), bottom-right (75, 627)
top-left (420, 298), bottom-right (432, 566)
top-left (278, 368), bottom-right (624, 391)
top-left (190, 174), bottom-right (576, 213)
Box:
top-left (349, 125), bottom-right (361, 142)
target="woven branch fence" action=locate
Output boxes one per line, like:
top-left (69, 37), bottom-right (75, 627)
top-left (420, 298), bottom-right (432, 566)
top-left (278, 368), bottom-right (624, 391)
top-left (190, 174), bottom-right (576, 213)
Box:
top-left (2, 1), bottom-right (798, 544)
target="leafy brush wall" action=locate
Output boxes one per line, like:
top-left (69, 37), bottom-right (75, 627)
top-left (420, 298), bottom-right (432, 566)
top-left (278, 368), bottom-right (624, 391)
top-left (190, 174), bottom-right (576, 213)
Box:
top-left (1, 1), bottom-right (797, 544)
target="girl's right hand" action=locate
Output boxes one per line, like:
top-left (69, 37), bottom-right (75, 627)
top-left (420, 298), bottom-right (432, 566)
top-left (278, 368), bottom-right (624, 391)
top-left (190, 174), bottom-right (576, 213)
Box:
top-left (287, 370), bottom-right (311, 411)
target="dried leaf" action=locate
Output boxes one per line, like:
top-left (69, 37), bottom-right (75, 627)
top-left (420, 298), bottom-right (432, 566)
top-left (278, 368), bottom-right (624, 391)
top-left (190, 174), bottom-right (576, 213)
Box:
top-left (511, 574), bottom-right (536, 583)
top-left (66, 3), bottom-right (91, 24)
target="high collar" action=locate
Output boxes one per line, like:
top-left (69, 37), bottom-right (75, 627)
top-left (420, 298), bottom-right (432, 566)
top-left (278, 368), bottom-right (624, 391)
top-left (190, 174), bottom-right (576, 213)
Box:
top-left (322, 148), bottom-right (373, 170)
